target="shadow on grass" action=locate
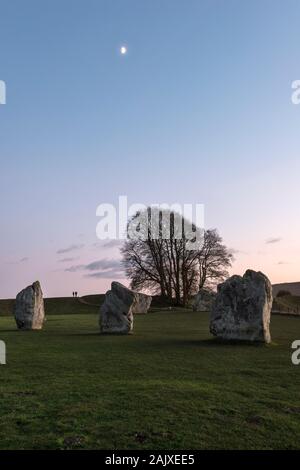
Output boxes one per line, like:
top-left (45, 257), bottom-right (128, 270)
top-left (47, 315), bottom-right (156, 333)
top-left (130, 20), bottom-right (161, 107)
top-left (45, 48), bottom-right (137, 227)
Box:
top-left (66, 332), bottom-right (271, 348)
top-left (0, 329), bottom-right (18, 333)
top-left (133, 337), bottom-right (269, 349)
top-left (70, 332), bottom-right (102, 337)
top-left (199, 338), bottom-right (268, 348)
top-left (70, 332), bottom-right (136, 337)
top-left (1, 325), bottom-right (272, 349)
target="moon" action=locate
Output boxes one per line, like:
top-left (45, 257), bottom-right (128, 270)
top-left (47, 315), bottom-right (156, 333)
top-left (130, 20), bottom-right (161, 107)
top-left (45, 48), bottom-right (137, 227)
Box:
top-left (120, 46), bottom-right (127, 55)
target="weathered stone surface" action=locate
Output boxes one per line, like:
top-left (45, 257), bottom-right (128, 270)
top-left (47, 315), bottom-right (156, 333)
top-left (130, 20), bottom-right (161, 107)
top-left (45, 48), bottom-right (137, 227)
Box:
top-left (100, 282), bottom-right (134, 334)
top-left (132, 292), bottom-right (152, 314)
top-left (100, 282), bottom-right (152, 333)
top-left (193, 289), bottom-right (216, 312)
top-left (210, 270), bottom-right (272, 343)
top-left (14, 281), bottom-right (45, 330)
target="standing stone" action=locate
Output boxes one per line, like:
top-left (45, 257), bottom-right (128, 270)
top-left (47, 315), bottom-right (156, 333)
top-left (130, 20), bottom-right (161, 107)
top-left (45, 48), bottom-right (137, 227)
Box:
top-left (100, 282), bottom-right (152, 333)
top-left (14, 281), bottom-right (45, 330)
top-left (193, 289), bottom-right (216, 312)
top-left (100, 282), bottom-right (135, 334)
top-left (132, 292), bottom-right (152, 314)
top-left (210, 270), bottom-right (272, 343)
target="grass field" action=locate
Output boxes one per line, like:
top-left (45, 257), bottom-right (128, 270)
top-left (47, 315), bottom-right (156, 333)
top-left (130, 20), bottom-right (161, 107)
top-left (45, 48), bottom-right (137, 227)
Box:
top-left (0, 303), bottom-right (300, 450)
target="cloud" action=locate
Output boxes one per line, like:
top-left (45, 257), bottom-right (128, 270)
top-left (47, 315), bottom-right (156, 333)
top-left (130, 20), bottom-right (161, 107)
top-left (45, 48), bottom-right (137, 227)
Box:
top-left (277, 261), bottom-right (290, 265)
top-left (59, 257), bottom-right (79, 263)
top-left (57, 244), bottom-right (84, 254)
top-left (229, 248), bottom-right (248, 255)
top-left (228, 247), bottom-right (250, 255)
top-left (84, 259), bottom-right (122, 271)
top-left (65, 264), bottom-right (85, 272)
top-left (65, 259), bottom-right (124, 278)
top-left (92, 240), bottom-right (123, 250)
top-left (7, 257), bottom-right (29, 265)
top-left (265, 237), bottom-right (282, 244)
top-left (85, 269), bottom-right (125, 279)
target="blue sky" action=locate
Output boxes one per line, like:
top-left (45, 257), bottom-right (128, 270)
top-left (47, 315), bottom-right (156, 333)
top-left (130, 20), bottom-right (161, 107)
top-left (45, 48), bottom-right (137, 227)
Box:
top-left (0, 0), bottom-right (300, 297)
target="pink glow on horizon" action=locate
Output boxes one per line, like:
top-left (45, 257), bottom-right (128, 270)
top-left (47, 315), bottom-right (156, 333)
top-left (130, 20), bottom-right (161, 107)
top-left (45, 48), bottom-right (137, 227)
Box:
top-left (1, 235), bottom-right (299, 299)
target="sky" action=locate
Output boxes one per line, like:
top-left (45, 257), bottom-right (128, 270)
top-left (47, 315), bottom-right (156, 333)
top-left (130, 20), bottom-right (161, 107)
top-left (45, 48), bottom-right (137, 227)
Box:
top-left (0, 0), bottom-right (300, 298)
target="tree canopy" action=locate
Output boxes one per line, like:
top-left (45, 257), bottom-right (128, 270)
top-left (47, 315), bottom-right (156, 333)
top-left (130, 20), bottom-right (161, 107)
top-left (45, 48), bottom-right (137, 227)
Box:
top-left (121, 208), bottom-right (233, 306)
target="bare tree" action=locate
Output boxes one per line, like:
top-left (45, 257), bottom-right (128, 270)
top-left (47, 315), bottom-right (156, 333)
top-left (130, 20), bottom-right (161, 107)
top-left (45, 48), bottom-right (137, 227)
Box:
top-left (197, 229), bottom-right (233, 290)
top-left (121, 208), bottom-right (233, 306)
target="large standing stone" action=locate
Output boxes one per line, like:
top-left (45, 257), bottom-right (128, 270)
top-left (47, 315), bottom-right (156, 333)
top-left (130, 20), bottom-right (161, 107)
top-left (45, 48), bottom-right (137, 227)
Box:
top-left (100, 282), bottom-right (135, 334)
top-left (193, 289), bottom-right (216, 312)
top-left (14, 281), bottom-right (45, 330)
top-left (100, 282), bottom-right (152, 333)
top-left (210, 270), bottom-right (272, 343)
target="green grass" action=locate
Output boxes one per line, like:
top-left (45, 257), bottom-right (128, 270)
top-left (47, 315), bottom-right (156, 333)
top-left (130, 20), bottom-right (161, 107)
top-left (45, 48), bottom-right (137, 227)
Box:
top-left (0, 307), bottom-right (300, 450)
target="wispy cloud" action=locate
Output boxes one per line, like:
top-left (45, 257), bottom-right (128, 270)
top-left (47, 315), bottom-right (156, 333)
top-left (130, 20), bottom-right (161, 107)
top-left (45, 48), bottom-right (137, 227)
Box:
top-left (92, 240), bottom-right (123, 250)
top-left (85, 269), bottom-right (125, 279)
top-left (229, 248), bottom-right (248, 255)
top-left (84, 259), bottom-right (122, 271)
top-left (65, 259), bottom-right (124, 279)
top-left (7, 257), bottom-right (29, 265)
top-left (57, 244), bottom-right (84, 254)
top-left (277, 261), bottom-right (290, 265)
top-left (266, 237), bottom-right (282, 244)
top-left (65, 264), bottom-right (85, 273)
top-left (59, 257), bottom-right (79, 263)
